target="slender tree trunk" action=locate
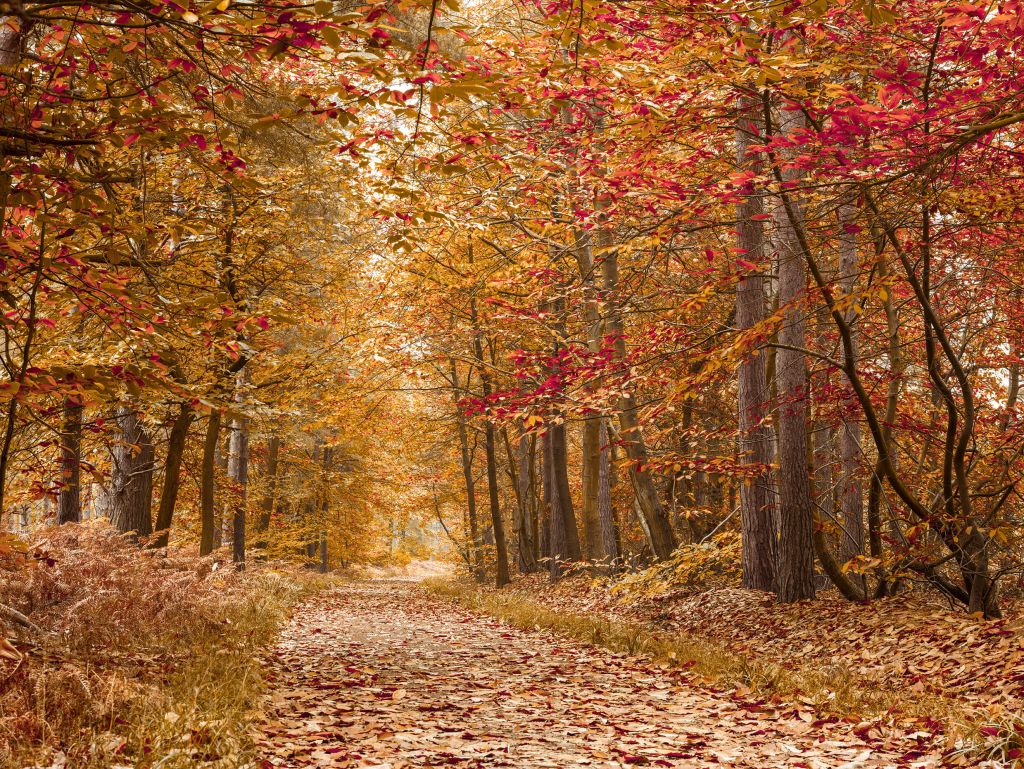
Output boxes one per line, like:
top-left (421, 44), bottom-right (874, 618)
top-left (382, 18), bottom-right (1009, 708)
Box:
top-left (581, 417), bottom-right (602, 561)
top-left (772, 100), bottom-right (816, 603)
top-left (451, 357), bottom-right (483, 578)
top-left (597, 231), bottom-right (676, 559)
top-left (256, 434), bottom-right (280, 544)
top-left (318, 446), bottom-right (333, 572)
top-left (735, 92), bottom-right (777, 591)
top-left (109, 407), bottom-right (154, 538)
top-left (596, 418), bottom-right (618, 568)
top-left (151, 403), bottom-right (193, 547)
top-left (470, 296), bottom-right (510, 588)
top-left (199, 412), bottom-right (220, 556)
top-left (571, 225), bottom-right (606, 561)
top-left (837, 201), bottom-right (865, 566)
top-left (0, 257), bottom-right (42, 520)
top-left (228, 370), bottom-right (249, 565)
top-left (217, 426), bottom-right (230, 548)
top-left (57, 398), bottom-right (83, 525)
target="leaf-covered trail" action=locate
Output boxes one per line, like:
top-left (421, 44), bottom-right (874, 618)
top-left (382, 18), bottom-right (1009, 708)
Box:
top-left (256, 582), bottom-right (950, 768)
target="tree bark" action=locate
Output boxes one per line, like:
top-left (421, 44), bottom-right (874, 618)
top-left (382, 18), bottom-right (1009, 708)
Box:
top-left (228, 372), bottom-right (249, 566)
top-left (256, 433), bottom-right (280, 544)
top-left (514, 428), bottom-right (538, 572)
top-left (581, 417), bottom-right (603, 561)
top-left (549, 419), bottom-right (581, 561)
top-left (734, 92), bottom-right (777, 592)
top-left (151, 402), bottom-right (193, 547)
top-left (57, 397), bottom-right (83, 525)
top-left (470, 295), bottom-right (510, 588)
top-left (837, 201), bottom-right (865, 567)
top-left (596, 418), bottom-right (618, 568)
top-left (597, 231), bottom-right (676, 559)
top-left (199, 412), bottom-right (220, 556)
top-left (771, 99), bottom-right (816, 603)
top-left (318, 446), bottom-right (333, 572)
top-left (451, 357), bottom-right (483, 578)
top-left (543, 428), bottom-right (568, 580)
top-left (109, 407), bottom-right (154, 538)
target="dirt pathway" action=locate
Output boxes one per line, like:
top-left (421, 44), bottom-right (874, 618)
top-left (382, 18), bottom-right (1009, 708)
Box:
top-left (256, 582), bottom-right (953, 768)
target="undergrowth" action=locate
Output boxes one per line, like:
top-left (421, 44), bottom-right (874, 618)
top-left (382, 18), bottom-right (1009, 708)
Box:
top-left (0, 524), bottom-right (329, 769)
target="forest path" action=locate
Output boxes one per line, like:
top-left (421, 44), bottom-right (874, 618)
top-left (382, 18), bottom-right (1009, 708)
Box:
top-left (256, 581), bottom-right (949, 769)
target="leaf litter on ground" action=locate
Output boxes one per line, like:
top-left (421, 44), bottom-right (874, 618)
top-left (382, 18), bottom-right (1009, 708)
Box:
top-left (256, 581), bottom-right (988, 768)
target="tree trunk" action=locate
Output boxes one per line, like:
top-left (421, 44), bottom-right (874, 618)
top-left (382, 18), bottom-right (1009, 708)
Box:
top-left (549, 419), bottom-right (581, 561)
top-left (151, 402), bottom-right (193, 548)
top-left (772, 101), bottom-right (816, 603)
top-left (217, 426), bottom-right (230, 548)
top-left (228, 374), bottom-right (249, 566)
top-left (199, 412), bottom-right (220, 556)
top-left (571, 224), bottom-right (607, 561)
top-left (596, 418), bottom-right (618, 568)
top-left (581, 417), bottom-right (602, 561)
top-left (318, 446), bottom-right (333, 571)
top-left (57, 398), bottom-right (83, 525)
top-left (451, 357), bottom-right (483, 578)
top-left (543, 428), bottom-right (568, 580)
top-left (514, 427), bottom-right (538, 573)
top-left (837, 201), bottom-right (865, 567)
top-left (734, 92), bottom-right (777, 592)
top-left (470, 297), bottom-right (510, 588)
top-left (597, 231), bottom-right (676, 559)
top-left (256, 434), bottom-right (280, 543)
top-left (109, 407), bottom-right (154, 538)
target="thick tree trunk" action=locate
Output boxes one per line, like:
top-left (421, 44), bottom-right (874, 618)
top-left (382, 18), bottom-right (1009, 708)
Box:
top-left (549, 420), bottom-right (581, 561)
top-left (543, 429), bottom-right (567, 580)
top-left (151, 402), bottom-right (193, 547)
top-left (772, 103), bottom-right (816, 603)
top-left (735, 93), bottom-right (777, 592)
top-left (57, 398), bottom-right (83, 525)
top-left (109, 407), bottom-right (154, 538)
top-left (199, 412), bottom-right (220, 556)
top-left (514, 427), bottom-right (538, 573)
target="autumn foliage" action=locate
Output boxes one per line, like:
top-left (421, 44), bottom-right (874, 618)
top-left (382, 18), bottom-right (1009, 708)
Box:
top-left (3, 0), bottom-right (1024, 761)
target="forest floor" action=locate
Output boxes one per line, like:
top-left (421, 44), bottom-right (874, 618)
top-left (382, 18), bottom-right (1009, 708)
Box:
top-left (256, 581), bottom-right (974, 768)
top-left (449, 575), bottom-right (1024, 724)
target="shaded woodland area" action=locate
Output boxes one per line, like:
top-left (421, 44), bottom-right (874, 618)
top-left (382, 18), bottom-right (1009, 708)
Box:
top-left (2, 0), bottom-right (1024, 764)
